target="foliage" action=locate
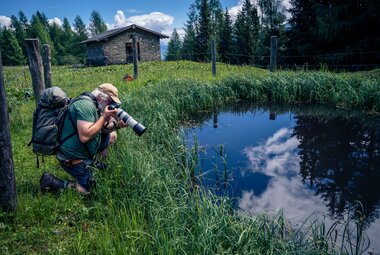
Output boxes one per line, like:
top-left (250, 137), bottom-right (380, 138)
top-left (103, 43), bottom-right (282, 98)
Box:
top-left (219, 8), bottom-right (233, 63)
top-left (1, 61), bottom-right (379, 254)
top-left (89, 10), bottom-right (107, 36)
top-left (0, 29), bottom-right (25, 66)
top-left (234, 0), bottom-right (260, 65)
top-left (166, 29), bottom-right (182, 61)
top-left (286, 0), bottom-right (380, 69)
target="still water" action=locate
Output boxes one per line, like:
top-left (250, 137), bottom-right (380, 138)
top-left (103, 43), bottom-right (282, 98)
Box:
top-left (182, 103), bottom-right (380, 254)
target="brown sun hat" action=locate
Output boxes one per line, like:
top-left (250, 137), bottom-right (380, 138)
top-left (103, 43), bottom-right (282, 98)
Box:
top-left (98, 83), bottom-right (121, 104)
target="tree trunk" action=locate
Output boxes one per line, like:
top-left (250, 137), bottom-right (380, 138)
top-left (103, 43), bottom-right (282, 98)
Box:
top-left (0, 46), bottom-right (18, 212)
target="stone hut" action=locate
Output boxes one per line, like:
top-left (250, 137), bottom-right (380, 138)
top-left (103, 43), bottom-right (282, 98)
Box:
top-left (80, 24), bottom-right (169, 66)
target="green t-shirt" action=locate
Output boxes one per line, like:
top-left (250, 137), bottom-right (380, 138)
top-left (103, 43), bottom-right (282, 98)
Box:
top-left (59, 98), bottom-right (100, 159)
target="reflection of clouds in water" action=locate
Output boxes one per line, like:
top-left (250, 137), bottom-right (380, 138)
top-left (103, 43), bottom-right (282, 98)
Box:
top-left (366, 218), bottom-right (380, 252)
top-left (239, 127), bottom-right (380, 253)
top-left (242, 128), bottom-right (300, 177)
top-left (239, 128), bottom-right (327, 222)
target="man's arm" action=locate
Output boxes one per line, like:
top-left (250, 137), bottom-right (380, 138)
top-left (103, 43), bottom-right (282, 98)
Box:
top-left (77, 107), bottom-right (116, 143)
top-left (77, 116), bottom-right (107, 143)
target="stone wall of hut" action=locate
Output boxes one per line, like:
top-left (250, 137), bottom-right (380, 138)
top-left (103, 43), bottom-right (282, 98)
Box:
top-left (86, 29), bottom-right (161, 66)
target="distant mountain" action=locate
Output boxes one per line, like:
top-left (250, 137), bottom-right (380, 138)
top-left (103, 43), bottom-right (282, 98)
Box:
top-left (160, 42), bottom-right (168, 60)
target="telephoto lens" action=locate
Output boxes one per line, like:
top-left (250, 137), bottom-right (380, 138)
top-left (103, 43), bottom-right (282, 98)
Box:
top-left (108, 104), bottom-right (147, 136)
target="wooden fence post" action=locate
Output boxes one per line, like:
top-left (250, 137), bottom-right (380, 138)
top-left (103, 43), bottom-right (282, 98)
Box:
top-left (42, 44), bottom-right (52, 88)
top-left (0, 46), bottom-right (18, 212)
top-left (25, 39), bottom-right (44, 106)
top-left (211, 39), bottom-right (216, 77)
top-left (270, 36), bottom-right (277, 72)
top-left (132, 33), bottom-right (139, 80)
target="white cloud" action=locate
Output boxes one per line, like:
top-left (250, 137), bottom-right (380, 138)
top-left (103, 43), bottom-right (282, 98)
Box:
top-left (109, 10), bottom-right (174, 34)
top-left (0, 15), bottom-right (11, 28)
top-left (48, 17), bottom-right (62, 27)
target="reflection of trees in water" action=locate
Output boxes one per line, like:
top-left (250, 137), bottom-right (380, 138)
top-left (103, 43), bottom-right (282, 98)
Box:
top-left (182, 101), bottom-right (380, 228)
top-left (293, 114), bottom-right (380, 228)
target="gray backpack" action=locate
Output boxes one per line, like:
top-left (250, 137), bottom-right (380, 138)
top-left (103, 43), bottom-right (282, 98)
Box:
top-left (29, 87), bottom-right (98, 166)
top-left (29, 87), bottom-right (70, 162)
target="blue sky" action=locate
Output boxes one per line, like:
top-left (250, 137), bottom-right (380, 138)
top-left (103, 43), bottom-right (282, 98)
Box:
top-left (0, 0), bottom-right (252, 37)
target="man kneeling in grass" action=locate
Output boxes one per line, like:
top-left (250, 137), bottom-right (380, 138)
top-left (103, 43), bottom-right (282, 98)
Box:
top-left (40, 83), bottom-right (127, 194)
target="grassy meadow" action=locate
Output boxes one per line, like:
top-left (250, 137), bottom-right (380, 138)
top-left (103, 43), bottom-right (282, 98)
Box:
top-left (1, 61), bottom-right (380, 254)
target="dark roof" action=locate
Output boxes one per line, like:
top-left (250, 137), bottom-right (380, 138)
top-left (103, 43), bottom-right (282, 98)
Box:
top-left (80, 24), bottom-right (169, 44)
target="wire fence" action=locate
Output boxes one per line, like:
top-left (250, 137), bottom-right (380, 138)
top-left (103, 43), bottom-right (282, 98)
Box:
top-left (3, 47), bottom-right (380, 91)
top-left (164, 50), bottom-right (380, 71)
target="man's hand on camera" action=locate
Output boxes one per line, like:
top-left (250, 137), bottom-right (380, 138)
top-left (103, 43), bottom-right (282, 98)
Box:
top-left (103, 105), bottom-right (117, 121)
top-left (116, 119), bottom-right (128, 129)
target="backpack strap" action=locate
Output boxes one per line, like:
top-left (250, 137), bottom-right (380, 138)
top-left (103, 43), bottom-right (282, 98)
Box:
top-left (59, 92), bottom-right (100, 158)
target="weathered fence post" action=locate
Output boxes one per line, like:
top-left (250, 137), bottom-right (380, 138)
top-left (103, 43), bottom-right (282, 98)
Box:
top-left (0, 46), bottom-right (18, 212)
top-left (25, 39), bottom-right (44, 106)
top-left (132, 33), bottom-right (139, 80)
top-left (42, 44), bottom-right (52, 88)
top-left (211, 39), bottom-right (216, 77)
top-left (270, 36), bottom-right (277, 72)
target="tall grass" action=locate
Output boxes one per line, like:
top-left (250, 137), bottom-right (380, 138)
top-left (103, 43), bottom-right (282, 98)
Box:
top-left (1, 61), bottom-right (379, 254)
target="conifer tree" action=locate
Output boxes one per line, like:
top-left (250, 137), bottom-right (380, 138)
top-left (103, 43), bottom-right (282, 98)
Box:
top-left (72, 15), bottom-right (88, 63)
top-left (89, 10), bottom-right (107, 36)
top-left (18, 11), bottom-right (30, 35)
top-left (257, 0), bottom-right (287, 66)
top-left (182, 4), bottom-right (198, 61)
top-left (30, 13), bottom-right (55, 63)
top-left (48, 22), bottom-right (65, 64)
top-left (0, 29), bottom-right (25, 66)
top-left (10, 15), bottom-right (27, 57)
top-left (166, 29), bottom-right (182, 61)
top-left (195, 0), bottom-right (211, 62)
top-left (219, 8), bottom-right (233, 63)
top-left (209, 0), bottom-right (224, 55)
top-left (233, 0), bottom-right (260, 65)
top-left (60, 17), bottom-right (77, 64)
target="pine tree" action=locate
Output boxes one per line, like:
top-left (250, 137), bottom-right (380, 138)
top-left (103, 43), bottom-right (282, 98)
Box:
top-left (89, 10), bottom-right (107, 36)
top-left (234, 0), bottom-right (260, 65)
top-left (35, 11), bottom-right (49, 30)
top-left (195, 0), bottom-right (211, 62)
top-left (209, 0), bottom-right (224, 56)
top-left (166, 29), bottom-right (182, 61)
top-left (10, 15), bottom-right (28, 57)
top-left (286, 0), bottom-right (319, 66)
top-left (257, 0), bottom-right (287, 66)
top-left (219, 8), bottom-right (233, 63)
top-left (30, 13), bottom-right (55, 63)
top-left (60, 17), bottom-right (77, 64)
top-left (48, 22), bottom-right (65, 64)
top-left (30, 14), bottom-right (53, 45)
top-left (182, 3), bottom-right (198, 61)
top-left (72, 15), bottom-right (88, 63)
top-left (0, 28), bottom-right (25, 66)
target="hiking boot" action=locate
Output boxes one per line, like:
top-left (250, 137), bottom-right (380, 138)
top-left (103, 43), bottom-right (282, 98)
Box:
top-left (40, 172), bottom-right (65, 193)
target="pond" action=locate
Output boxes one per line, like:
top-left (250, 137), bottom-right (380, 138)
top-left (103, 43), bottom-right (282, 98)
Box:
top-left (181, 102), bottom-right (380, 254)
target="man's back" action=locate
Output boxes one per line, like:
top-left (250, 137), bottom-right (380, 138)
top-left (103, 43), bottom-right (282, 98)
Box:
top-left (58, 99), bottom-right (100, 160)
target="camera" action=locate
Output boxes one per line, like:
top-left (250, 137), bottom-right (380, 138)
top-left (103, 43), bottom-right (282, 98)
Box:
top-left (108, 104), bottom-right (147, 136)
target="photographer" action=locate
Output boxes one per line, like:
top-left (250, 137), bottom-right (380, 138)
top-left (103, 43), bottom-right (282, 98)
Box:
top-left (40, 83), bottom-right (127, 194)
